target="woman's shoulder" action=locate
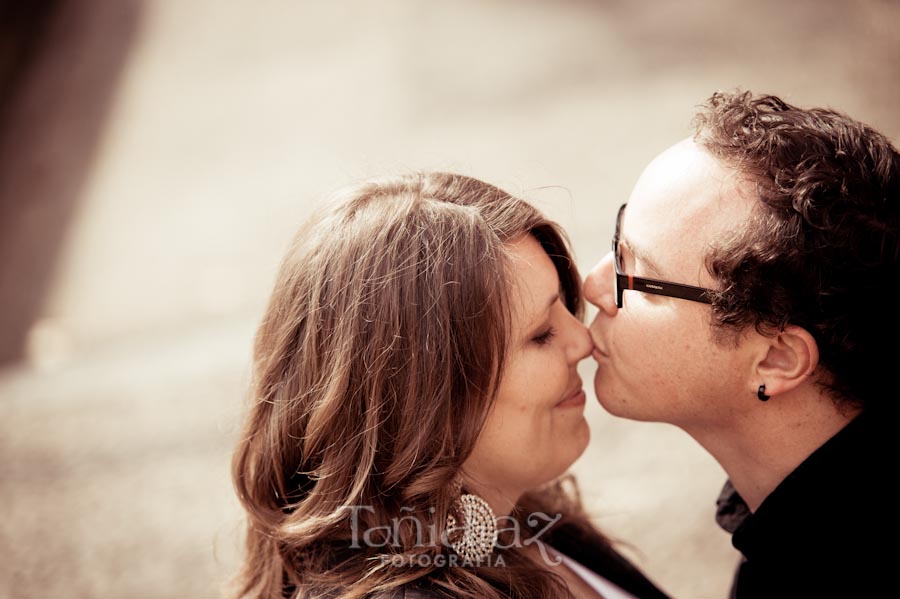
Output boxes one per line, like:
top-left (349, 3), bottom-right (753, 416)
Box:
top-left (548, 521), bottom-right (671, 599)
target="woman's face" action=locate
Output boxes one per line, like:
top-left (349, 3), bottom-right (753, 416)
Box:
top-left (462, 235), bottom-right (593, 513)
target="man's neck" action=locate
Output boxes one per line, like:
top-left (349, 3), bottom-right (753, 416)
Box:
top-left (684, 389), bottom-right (860, 512)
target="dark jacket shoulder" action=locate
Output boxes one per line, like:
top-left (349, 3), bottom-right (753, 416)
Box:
top-left (365, 522), bottom-right (669, 599)
top-left (548, 520), bottom-right (670, 599)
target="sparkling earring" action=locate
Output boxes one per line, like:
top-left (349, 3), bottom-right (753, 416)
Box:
top-left (446, 492), bottom-right (498, 561)
top-left (757, 384), bottom-right (770, 402)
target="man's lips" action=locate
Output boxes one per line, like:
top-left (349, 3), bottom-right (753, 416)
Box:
top-left (590, 331), bottom-right (610, 361)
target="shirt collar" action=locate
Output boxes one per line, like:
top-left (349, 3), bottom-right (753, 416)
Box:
top-left (714, 410), bottom-right (875, 560)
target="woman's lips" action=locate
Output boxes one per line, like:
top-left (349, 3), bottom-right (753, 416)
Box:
top-left (556, 388), bottom-right (586, 408)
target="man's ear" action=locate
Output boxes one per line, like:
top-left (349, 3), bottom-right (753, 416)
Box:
top-left (754, 325), bottom-right (819, 397)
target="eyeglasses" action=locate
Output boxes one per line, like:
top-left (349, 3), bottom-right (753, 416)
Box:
top-left (613, 203), bottom-right (714, 308)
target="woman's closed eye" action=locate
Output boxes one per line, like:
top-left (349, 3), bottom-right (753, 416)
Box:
top-left (531, 327), bottom-right (556, 346)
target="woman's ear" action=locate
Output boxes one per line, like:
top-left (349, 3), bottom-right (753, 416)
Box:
top-left (754, 325), bottom-right (819, 397)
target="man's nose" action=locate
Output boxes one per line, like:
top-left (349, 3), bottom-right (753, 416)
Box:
top-left (583, 251), bottom-right (619, 317)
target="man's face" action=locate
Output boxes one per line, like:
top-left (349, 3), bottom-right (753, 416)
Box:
top-left (584, 139), bottom-right (757, 428)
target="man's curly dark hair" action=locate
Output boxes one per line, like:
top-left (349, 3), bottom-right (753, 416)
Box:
top-left (694, 91), bottom-right (900, 411)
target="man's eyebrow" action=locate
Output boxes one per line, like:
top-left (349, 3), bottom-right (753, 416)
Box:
top-left (621, 237), bottom-right (663, 277)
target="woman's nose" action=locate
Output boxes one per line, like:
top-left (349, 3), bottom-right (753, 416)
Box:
top-left (583, 252), bottom-right (619, 317)
top-left (564, 317), bottom-right (594, 363)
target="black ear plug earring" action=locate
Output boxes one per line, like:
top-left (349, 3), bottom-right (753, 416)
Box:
top-left (757, 384), bottom-right (770, 402)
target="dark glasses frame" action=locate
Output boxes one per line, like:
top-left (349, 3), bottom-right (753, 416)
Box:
top-left (613, 204), bottom-right (713, 308)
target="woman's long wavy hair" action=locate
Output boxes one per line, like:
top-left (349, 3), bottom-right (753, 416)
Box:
top-left (232, 172), bottom-right (592, 599)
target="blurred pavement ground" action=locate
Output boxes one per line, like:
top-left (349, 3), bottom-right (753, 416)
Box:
top-left (2, 1), bottom-right (898, 597)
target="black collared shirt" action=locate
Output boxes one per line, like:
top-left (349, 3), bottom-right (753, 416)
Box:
top-left (715, 411), bottom-right (893, 598)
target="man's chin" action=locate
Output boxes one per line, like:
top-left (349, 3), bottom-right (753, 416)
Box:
top-left (593, 378), bottom-right (621, 414)
top-left (593, 383), bottom-right (650, 421)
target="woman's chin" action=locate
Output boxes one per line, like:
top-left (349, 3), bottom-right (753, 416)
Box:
top-left (556, 418), bottom-right (591, 475)
top-left (574, 416), bottom-right (591, 456)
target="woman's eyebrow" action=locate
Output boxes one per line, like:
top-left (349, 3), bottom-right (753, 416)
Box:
top-left (525, 289), bottom-right (562, 335)
top-left (545, 288), bottom-right (562, 310)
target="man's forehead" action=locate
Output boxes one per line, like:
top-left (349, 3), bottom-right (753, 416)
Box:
top-left (632, 139), bottom-right (734, 210)
top-left (624, 138), bottom-right (754, 276)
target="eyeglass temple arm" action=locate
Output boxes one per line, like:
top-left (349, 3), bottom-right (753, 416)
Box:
top-left (626, 274), bottom-right (713, 304)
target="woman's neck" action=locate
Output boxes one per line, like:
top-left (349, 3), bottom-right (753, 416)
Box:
top-left (462, 479), bottom-right (520, 519)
